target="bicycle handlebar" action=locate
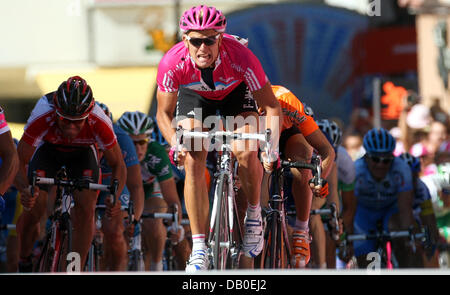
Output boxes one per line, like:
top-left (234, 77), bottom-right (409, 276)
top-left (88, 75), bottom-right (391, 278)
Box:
top-left (346, 230), bottom-right (425, 242)
top-left (0, 224), bottom-right (16, 230)
top-left (32, 169), bottom-right (119, 206)
top-left (280, 155), bottom-right (322, 186)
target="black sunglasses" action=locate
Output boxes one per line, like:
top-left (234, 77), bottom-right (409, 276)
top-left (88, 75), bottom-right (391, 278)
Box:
top-left (185, 34), bottom-right (220, 47)
top-left (368, 155), bottom-right (394, 164)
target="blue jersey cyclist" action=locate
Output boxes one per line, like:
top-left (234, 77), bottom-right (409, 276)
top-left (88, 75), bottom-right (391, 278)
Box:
top-left (96, 102), bottom-right (145, 271)
top-left (353, 128), bottom-right (420, 268)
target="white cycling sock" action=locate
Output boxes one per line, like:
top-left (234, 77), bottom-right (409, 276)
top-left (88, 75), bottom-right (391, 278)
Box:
top-left (294, 219), bottom-right (309, 232)
top-left (191, 234), bottom-right (206, 252)
top-left (150, 260), bottom-right (163, 271)
top-left (247, 202), bottom-right (261, 219)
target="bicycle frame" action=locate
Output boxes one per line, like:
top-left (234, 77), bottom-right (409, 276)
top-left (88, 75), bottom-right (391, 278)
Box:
top-left (177, 127), bottom-right (271, 270)
top-left (260, 156), bottom-right (322, 269)
top-left (261, 164), bottom-right (291, 268)
top-left (33, 167), bottom-right (116, 272)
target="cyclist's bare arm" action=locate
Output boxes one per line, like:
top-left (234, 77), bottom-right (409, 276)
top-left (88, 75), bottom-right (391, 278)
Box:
top-left (103, 142), bottom-right (127, 203)
top-left (126, 163), bottom-right (145, 220)
top-left (156, 89), bottom-right (178, 146)
top-left (159, 177), bottom-right (183, 223)
top-left (14, 139), bottom-right (38, 207)
top-left (251, 82), bottom-right (282, 151)
top-left (304, 129), bottom-right (335, 179)
top-left (326, 164), bottom-right (339, 211)
top-left (0, 131), bottom-right (19, 194)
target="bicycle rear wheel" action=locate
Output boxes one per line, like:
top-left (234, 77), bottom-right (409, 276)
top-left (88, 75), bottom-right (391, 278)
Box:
top-left (209, 173), bottom-right (230, 269)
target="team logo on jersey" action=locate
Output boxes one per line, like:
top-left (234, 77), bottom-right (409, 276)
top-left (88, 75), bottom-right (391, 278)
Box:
top-left (147, 154), bottom-right (162, 169)
top-left (158, 165), bottom-right (170, 177)
top-left (219, 76), bottom-right (235, 83)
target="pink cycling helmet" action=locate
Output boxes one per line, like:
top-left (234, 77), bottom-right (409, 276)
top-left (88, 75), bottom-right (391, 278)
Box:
top-left (179, 5), bottom-right (227, 33)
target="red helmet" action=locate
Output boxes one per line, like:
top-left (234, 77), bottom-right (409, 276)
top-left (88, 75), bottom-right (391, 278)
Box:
top-left (54, 76), bottom-right (94, 119)
top-left (179, 5), bottom-right (226, 33)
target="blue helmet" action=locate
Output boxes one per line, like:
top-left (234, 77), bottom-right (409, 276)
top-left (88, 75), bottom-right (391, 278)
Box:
top-left (96, 101), bottom-right (113, 121)
top-left (400, 152), bottom-right (421, 173)
top-left (317, 119), bottom-right (342, 148)
top-left (363, 128), bottom-right (396, 154)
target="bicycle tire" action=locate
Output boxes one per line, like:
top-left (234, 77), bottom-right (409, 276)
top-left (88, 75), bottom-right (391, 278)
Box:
top-left (228, 200), bottom-right (244, 269)
top-left (35, 233), bottom-right (53, 272)
top-left (85, 242), bottom-right (97, 271)
top-left (260, 211), bottom-right (279, 269)
top-left (56, 215), bottom-right (72, 272)
top-left (210, 173), bottom-right (230, 269)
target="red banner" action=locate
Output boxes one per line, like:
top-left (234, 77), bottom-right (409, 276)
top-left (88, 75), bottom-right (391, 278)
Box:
top-left (353, 26), bottom-right (417, 75)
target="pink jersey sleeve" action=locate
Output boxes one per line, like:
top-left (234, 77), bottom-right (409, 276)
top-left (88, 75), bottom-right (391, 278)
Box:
top-left (156, 42), bottom-right (188, 93)
top-left (223, 39), bottom-right (268, 92)
top-left (0, 107), bottom-right (10, 135)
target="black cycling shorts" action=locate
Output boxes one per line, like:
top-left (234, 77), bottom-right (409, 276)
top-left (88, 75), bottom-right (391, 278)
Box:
top-left (279, 125), bottom-right (302, 158)
top-left (175, 82), bottom-right (258, 125)
top-left (28, 143), bottom-right (100, 191)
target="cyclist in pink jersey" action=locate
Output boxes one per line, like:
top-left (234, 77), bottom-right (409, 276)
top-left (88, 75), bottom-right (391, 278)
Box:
top-left (156, 5), bottom-right (282, 271)
top-left (14, 76), bottom-right (127, 272)
top-left (0, 107), bottom-right (19, 213)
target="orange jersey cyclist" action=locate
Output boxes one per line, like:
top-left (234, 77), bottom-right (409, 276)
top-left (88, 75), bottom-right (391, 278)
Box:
top-left (262, 85), bottom-right (335, 268)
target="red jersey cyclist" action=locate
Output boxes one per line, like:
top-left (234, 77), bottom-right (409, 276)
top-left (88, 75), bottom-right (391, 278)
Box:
top-left (15, 76), bottom-right (127, 272)
top-left (156, 5), bottom-right (282, 271)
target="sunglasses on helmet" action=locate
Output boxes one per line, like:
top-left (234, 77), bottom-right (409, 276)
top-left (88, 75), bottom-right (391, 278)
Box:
top-left (185, 34), bottom-right (220, 47)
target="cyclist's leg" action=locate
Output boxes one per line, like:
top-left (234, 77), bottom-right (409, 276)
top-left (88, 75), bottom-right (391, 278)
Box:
top-left (141, 193), bottom-right (168, 271)
top-left (176, 87), bottom-right (222, 271)
top-left (100, 190), bottom-right (128, 271)
top-left (309, 197), bottom-right (327, 268)
top-left (69, 145), bottom-right (100, 268)
top-left (283, 132), bottom-right (313, 268)
top-left (230, 111), bottom-right (264, 258)
top-left (17, 144), bottom-right (56, 271)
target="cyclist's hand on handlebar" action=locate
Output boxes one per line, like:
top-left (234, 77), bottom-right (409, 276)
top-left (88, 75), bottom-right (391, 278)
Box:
top-left (105, 195), bottom-right (121, 218)
top-left (309, 178), bottom-right (328, 198)
top-left (169, 145), bottom-right (187, 168)
top-left (167, 223), bottom-right (185, 245)
top-left (261, 151), bottom-right (279, 172)
top-left (328, 216), bottom-right (343, 243)
top-left (338, 237), bottom-right (354, 263)
top-left (20, 185), bottom-right (40, 211)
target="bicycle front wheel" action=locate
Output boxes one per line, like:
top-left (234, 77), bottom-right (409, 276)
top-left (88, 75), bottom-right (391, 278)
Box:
top-left (261, 211), bottom-right (279, 269)
top-left (210, 173), bottom-right (230, 269)
top-left (55, 214), bottom-right (72, 272)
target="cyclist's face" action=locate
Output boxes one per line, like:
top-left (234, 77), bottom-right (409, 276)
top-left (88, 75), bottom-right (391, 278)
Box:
top-left (56, 115), bottom-right (86, 139)
top-left (183, 30), bottom-right (222, 69)
top-left (366, 153), bottom-right (393, 181)
top-left (130, 134), bottom-right (149, 161)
